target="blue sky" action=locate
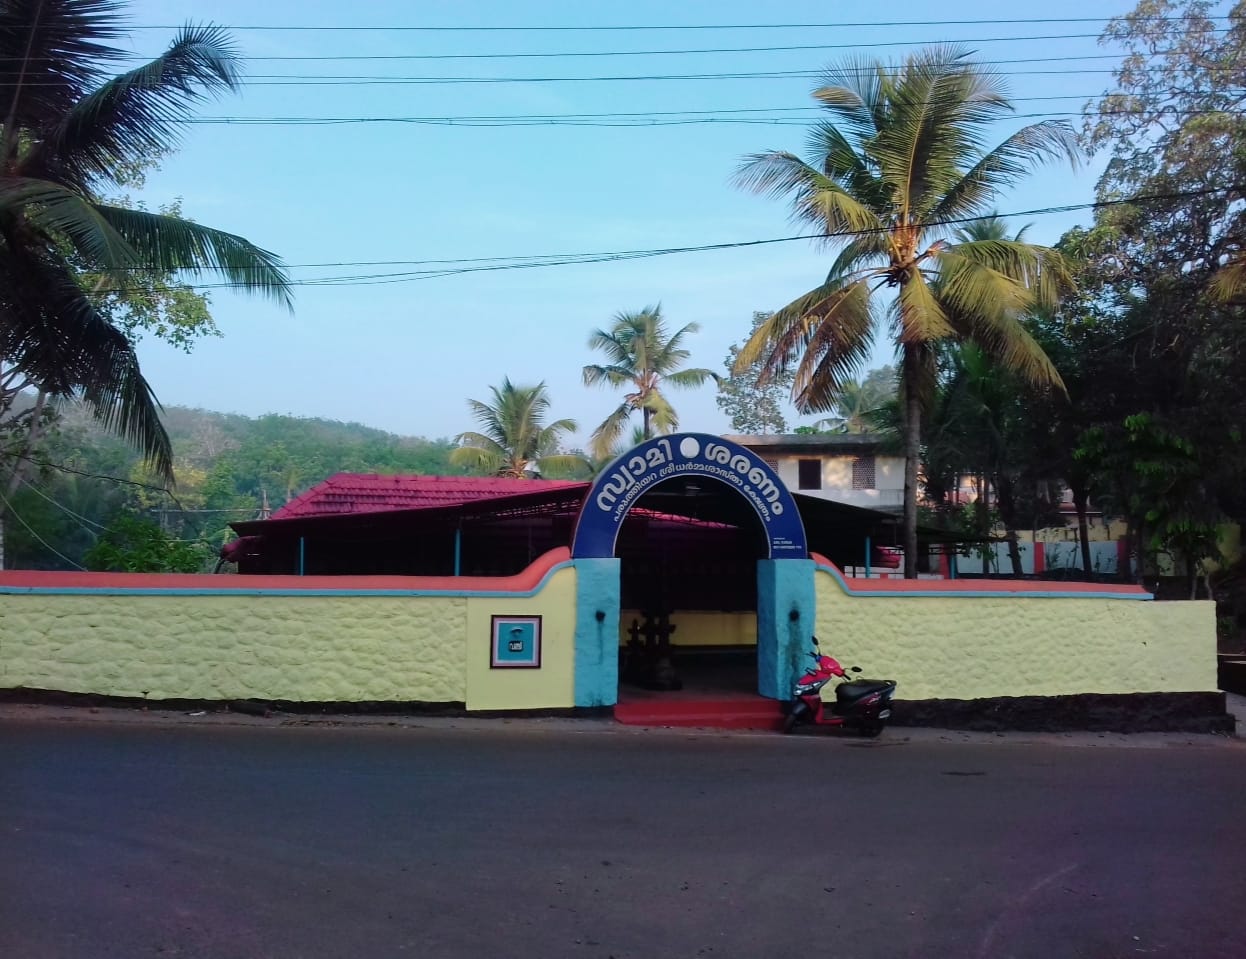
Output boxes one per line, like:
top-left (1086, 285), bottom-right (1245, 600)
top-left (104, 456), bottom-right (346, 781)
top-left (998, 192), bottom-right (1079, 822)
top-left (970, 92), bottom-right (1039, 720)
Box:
top-left (120, 0), bottom-right (1135, 445)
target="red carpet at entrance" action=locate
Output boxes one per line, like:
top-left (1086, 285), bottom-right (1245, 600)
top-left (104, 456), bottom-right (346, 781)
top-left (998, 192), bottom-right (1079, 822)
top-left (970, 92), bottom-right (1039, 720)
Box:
top-left (614, 693), bottom-right (785, 731)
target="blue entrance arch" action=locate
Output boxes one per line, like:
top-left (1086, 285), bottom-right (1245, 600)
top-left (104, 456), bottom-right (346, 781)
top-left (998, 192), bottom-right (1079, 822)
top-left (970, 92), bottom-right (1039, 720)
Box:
top-left (571, 433), bottom-right (807, 559)
top-left (570, 434), bottom-right (814, 708)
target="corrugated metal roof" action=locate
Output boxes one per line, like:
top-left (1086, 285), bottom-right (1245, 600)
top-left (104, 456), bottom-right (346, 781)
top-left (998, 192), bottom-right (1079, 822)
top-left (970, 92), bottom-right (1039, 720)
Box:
top-left (271, 473), bottom-right (586, 519)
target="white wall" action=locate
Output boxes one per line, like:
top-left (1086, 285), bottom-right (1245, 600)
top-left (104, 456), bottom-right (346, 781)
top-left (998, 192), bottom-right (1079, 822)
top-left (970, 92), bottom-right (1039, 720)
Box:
top-left (770, 453), bottom-right (904, 509)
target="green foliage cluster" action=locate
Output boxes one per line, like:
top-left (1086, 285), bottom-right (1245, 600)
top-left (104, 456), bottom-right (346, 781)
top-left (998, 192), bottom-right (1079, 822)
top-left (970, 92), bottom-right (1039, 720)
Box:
top-left (716, 312), bottom-right (793, 436)
top-left (84, 515), bottom-right (207, 573)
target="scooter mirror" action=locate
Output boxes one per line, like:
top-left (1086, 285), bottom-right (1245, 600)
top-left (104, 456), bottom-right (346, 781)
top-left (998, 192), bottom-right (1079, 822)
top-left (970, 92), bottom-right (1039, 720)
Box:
top-left (851, 666), bottom-right (862, 673)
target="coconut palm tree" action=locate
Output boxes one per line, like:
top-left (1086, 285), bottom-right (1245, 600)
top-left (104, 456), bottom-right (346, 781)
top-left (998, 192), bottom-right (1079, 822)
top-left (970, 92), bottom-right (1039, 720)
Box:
top-left (734, 47), bottom-right (1076, 577)
top-left (451, 379), bottom-right (588, 478)
top-left (582, 306), bottom-right (720, 460)
top-left (0, 0), bottom-right (291, 484)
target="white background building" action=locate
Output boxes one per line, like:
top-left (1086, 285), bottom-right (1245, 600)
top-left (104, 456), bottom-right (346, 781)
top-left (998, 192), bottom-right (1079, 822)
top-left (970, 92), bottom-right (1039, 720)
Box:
top-left (725, 434), bottom-right (905, 512)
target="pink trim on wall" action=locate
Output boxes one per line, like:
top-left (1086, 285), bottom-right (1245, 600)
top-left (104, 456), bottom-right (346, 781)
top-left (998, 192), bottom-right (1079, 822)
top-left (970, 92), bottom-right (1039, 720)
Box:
top-left (812, 552), bottom-right (1149, 597)
top-left (0, 547), bottom-right (573, 593)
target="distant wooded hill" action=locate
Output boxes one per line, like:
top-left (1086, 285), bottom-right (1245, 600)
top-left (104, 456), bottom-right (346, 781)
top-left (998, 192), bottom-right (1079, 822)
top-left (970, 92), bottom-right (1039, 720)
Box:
top-left (2, 403), bottom-right (459, 570)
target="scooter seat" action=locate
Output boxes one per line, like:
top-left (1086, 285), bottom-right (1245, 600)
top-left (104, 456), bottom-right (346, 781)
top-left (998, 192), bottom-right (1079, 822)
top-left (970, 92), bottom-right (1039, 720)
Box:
top-left (835, 679), bottom-right (896, 704)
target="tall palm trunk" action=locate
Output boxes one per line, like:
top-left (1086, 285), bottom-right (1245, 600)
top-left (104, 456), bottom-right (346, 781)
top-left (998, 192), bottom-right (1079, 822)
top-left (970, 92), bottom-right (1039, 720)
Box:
top-left (902, 345), bottom-right (922, 578)
top-left (642, 405), bottom-right (652, 441)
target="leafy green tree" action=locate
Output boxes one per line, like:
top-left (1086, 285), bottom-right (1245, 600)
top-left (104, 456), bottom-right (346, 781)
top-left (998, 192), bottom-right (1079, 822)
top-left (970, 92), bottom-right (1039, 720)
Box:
top-left (84, 514), bottom-right (207, 573)
top-left (716, 312), bottom-right (792, 434)
top-left (583, 306), bottom-right (720, 459)
top-left (0, 0), bottom-right (291, 485)
top-left (451, 379), bottom-right (588, 478)
top-left (1077, 414), bottom-right (1227, 596)
top-left (1047, 0), bottom-right (1246, 588)
top-left (734, 47), bottom-right (1076, 576)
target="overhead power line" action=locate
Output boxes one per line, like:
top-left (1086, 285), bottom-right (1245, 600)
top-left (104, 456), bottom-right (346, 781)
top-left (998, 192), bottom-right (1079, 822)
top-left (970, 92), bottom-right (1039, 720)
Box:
top-left (18, 478), bottom-right (108, 531)
top-left (94, 15), bottom-right (1235, 32)
top-left (181, 105), bottom-right (1236, 128)
top-left (0, 486), bottom-right (88, 570)
top-left (85, 186), bottom-right (1237, 291)
top-left (94, 37), bottom-right (1226, 64)
top-left (181, 66), bottom-right (1143, 85)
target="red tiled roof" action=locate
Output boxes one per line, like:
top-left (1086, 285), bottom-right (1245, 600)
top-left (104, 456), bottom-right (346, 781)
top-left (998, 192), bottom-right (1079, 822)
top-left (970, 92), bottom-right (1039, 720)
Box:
top-left (271, 473), bottom-right (587, 519)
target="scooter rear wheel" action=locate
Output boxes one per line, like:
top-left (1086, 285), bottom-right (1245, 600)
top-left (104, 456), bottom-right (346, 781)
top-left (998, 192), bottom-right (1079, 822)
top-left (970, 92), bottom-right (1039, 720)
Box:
top-left (858, 720), bottom-right (885, 738)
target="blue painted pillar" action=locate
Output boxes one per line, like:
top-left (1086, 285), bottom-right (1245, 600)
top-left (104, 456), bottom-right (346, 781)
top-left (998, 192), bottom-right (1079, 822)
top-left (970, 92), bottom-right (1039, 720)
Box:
top-left (572, 558), bottom-right (620, 707)
top-left (298, 536), bottom-right (305, 576)
top-left (453, 526), bottom-right (462, 576)
top-left (756, 558), bottom-right (816, 700)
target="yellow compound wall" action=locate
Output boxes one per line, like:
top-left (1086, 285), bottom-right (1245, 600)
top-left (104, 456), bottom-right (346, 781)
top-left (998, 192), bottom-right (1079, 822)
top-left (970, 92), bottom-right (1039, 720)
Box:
top-left (813, 566), bottom-right (1218, 700)
top-left (0, 554), bottom-right (578, 712)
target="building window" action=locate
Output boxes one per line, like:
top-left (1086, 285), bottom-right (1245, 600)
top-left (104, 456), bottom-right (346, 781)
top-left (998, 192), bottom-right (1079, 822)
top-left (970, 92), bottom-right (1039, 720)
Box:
top-left (798, 458), bottom-right (822, 490)
top-left (762, 457), bottom-right (779, 472)
top-left (852, 456), bottom-right (876, 490)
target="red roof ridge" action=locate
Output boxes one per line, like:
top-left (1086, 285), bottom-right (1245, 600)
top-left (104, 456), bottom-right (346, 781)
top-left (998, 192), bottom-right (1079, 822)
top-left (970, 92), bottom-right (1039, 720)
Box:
top-left (270, 473), bottom-right (587, 520)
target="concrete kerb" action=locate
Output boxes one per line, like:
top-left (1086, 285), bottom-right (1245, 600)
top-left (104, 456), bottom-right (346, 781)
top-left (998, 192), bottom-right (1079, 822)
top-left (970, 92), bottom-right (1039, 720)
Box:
top-left (2, 701), bottom-right (1242, 750)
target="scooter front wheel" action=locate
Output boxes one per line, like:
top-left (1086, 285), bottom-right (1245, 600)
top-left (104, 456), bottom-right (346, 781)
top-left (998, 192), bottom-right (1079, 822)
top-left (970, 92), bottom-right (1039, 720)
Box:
top-left (781, 711), bottom-right (799, 734)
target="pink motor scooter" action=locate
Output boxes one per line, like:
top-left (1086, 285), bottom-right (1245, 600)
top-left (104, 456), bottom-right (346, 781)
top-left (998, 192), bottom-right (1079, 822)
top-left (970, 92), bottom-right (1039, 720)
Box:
top-left (782, 636), bottom-right (897, 737)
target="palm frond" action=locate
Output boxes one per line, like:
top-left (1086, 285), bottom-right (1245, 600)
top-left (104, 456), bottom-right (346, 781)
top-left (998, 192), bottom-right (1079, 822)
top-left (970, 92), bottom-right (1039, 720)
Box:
top-left (931, 251), bottom-right (1065, 390)
top-left (867, 46), bottom-right (1013, 219)
top-left (942, 237), bottom-right (1074, 309)
top-left (0, 175), bottom-right (139, 275)
top-left (0, 0), bottom-right (126, 137)
top-left (582, 362), bottom-right (632, 389)
top-left (589, 402), bottom-right (635, 461)
top-left (661, 367), bottom-right (720, 389)
top-left (449, 439), bottom-right (505, 476)
top-left (811, 55), bottom-right (890, 141)
top-left (804, 120), bottom-right (890, 213)
top-left (95, 205), bottom-right (292, 307)
top-left (25, 24), bottom-right (240, 189)
top-left (929, 121), bottom-right (1080, 224)
top-left (733, 151), bottom-right (883, 236)
top-left (534, 452), bottom-right (592, 475)
top-left (826, 231), bottom-right (892, 278)
top-left (896, 269), bottom-right (955, 343)
top-left (642, 391), bottom-right (678, 434)
top-left (0, 244), bottom-right (172, 479)
top-left (1211, 254), bottom-right (1246, 301)
top-left (738, 277), bottom-right (877, 412)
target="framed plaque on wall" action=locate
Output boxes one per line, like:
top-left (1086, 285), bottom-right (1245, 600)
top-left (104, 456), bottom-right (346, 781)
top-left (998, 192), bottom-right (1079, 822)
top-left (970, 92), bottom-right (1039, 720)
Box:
top-left (490, 615), bottom-right (542, 669)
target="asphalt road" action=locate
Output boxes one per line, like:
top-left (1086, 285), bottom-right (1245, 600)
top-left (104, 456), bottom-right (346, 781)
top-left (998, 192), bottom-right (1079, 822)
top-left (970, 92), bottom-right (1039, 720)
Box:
top-left (2, 719), bottom-right (1244, 959)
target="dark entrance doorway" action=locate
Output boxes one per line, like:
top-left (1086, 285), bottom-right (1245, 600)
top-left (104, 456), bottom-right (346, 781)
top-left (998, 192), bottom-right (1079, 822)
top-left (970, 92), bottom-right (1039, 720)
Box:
top-left (615, 476), bottom-right (769, 697)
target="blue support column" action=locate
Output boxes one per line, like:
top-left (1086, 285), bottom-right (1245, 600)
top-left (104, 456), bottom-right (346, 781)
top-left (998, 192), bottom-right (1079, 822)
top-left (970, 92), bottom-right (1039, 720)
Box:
top-left (572, 558), bottom-right (620, 707)
top-left (453, 526), bottom-right (462, 576)
top-left (756, 558), bottom-right (816, 700)
top-left (298, 536), bottom-right (305, 576)
top-left (864, 535), bottom-right (872, 579)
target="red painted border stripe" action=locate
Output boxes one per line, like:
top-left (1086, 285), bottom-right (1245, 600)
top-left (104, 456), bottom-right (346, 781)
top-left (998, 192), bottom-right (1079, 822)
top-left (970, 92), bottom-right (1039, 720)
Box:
top-left (813, 552), bottom-right (1148, 596)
